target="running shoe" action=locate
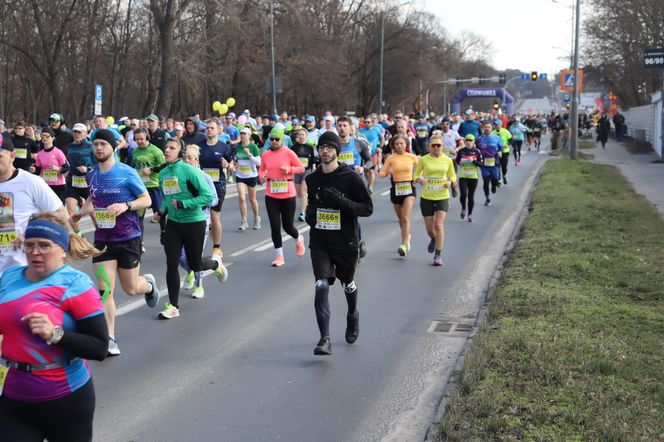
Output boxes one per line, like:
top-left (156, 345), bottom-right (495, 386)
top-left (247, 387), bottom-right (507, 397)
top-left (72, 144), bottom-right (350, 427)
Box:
top-left (253, 216), bottom-right (262, 230)
top-left (427, 238), bottom-right (435, 254)
top-left (191, 285), bottom-right (205, 299)
top-left (468, 214), bottom-right (474, 222)
top-left (314, 337), bottom-right (332, 355)
top-left (212, 247), bottom-right (223, 258)
top-left (143, 274), bottom-right (160, 308)
top-left (107, 337), bottom-right (121, 356)
top-left (460, 209), bottom-right (466, 219)
top-left (485, 198), bottom-right (492, 206)
top-left (397, 245), bottom-right (407, 257)
top-left (358, 239), bottom-right (367, 258)
top-left (212, 255), bottom-right (228, 283)
top-left (451, 186), bottom-right (458, 198)
top-left (502, 176), bottom-right (508, 185)
top-left (433, 255), bottom-right (443, 267)
top-left (238, 220), bottom-right (248, 231)
top-left (296, 235), bottom-right (305, 257)
top-left (158, 303), bottom-right (180, 319)
top-left (182, 271), bottom-right (195, 290)
top-left (297, 212), bottom-right (305, 222)
top-left (345, 311), bottom-right (359, 344)
top-left (271, 254), bottom-right (285, 267)
top-left (368, 185), bottom-right (374, 195)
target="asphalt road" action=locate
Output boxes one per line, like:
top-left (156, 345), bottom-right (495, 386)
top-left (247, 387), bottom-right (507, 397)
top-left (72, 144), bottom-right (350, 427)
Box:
top-left (72, 146), bottom-right (549, 442)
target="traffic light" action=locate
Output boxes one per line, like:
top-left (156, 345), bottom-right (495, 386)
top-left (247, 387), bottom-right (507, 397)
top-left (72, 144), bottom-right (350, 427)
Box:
top-left (499, 73), bottom-right (506, 84)
top-left (531, 71), bottom-right (538, 81)
top-left (565, 103), bottom-right (570, 109)
top-left (493, 102), bottom-right (500, 110)
top-left (479, 74), bottom-right (485, 85)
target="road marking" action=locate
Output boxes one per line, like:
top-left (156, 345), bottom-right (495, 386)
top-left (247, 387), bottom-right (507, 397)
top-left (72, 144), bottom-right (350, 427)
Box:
top-left (254, 226), bottom-right (310, 251)
top-left (116, 262), bottom-right (234, 316)
top-left (380, 189), bottom-right (390, 196)
top-left (229, 238), bottom-right (273, 257)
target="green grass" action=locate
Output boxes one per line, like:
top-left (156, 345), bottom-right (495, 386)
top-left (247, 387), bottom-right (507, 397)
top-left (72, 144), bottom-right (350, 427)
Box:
top-left (578, 139), bottom-right (596, 149)
top-left (436, 160), bottom-right (664, 442)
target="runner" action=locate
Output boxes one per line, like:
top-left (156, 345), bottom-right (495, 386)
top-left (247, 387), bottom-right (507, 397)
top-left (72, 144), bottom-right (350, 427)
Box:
top-left (412, 134), bottom-right (456, 266)
top-left (454, 134), bottom-right (483, 222)
top-left (10, 120), bottom-right (39, 172)
top-left (305, 131), bottom-right (373, 355)
top-left (130, 128), bottom-right (166, 243)
top-left (0, 135), bottom-right (65, 277)
top-left (234, 127), bottom-right (262, 230)
top-left (476, 122), bottom-right (503, 206)
top-left (65, 123), bottom-right (96, 233)
top-left (198, 118), bottom-right (234, 258)
top-left (180, 145), bottom-right (218, 299)
top-left (508, 117), bottom-right (528, 165)
top-left (34, 128), bottom-right (69, 203)
top-left (70, 129), bottom-right (161, 356)
top-left (359, 116), bottom-right (383, 194)
top-left (492, 119), bottom-right (512, 185)
top-left (379, 134), bottom-right (418, 257)
top-left (0, 212), bottom-right (108, 442)
top-left (291, 128), bottom-right (316, 223)
top-left (258, 127), bottom-right (306, 267)
top-left (155, 138), bottom-right (227, 319)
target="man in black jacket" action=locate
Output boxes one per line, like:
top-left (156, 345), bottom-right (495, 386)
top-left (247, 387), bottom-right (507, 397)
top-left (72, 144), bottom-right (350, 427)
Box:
top-left (11, 121), bottom-right (39, 171)
top-left (146, 114), bottom-right (168, 150)
top-left (49, 113), bottom-right (73, 155)
top-left (305, 131), bottom-right (373, 356)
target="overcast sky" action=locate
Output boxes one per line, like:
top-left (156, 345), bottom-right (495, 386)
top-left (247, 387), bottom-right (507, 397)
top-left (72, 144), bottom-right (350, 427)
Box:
top-left (419, 0), bottom-right (577, 78)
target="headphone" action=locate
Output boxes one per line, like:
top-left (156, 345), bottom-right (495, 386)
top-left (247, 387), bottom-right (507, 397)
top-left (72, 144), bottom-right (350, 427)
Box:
top-left (134, 128), bottom-right (150, 142)
top-left (166, 137), bottom-right (186, 159)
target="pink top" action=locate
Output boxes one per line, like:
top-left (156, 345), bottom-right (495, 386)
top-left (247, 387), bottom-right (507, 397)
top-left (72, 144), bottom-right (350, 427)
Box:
top-left (35, 147), bottom-right (67, 186)
top-left (258, 147), bottom-right (305, 199)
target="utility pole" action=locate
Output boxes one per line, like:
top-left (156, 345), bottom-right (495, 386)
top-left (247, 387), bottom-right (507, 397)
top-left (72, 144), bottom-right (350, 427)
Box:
top-left (270, 0), bottom-right (277, 115)
top-left (378, 13), bottom-right (384, 115)
top-left (570, 0), bottom-right (581, 160)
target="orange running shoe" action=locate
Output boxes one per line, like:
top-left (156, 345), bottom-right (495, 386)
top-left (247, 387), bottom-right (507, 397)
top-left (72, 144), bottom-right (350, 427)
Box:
top-left (271, 254), bottom-right (285, 267)
top-left (295, 235), bottom-right (305, 257)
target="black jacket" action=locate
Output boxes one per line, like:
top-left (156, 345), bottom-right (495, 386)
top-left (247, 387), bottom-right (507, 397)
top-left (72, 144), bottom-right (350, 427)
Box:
top-left (11, 134), bottom-right (39, 171)
top-left (305, 163), bottom-right (373, 252)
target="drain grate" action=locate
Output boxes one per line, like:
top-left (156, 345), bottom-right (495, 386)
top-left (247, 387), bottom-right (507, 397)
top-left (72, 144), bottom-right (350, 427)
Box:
top-left (429, 320), bottom-right (474, 334)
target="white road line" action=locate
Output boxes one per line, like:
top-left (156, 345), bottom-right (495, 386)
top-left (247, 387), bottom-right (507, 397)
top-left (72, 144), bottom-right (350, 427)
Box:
top-left (380, 189), bottom-right (390, 196)
top-left (254, 225), bottom-right (310, 251)
top-left (116, 262), bottom-right (234, 316)
top-left (229, 238), bottom-right (273, 257)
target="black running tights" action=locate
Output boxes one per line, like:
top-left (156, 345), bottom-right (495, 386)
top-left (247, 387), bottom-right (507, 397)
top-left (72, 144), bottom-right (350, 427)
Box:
top-left (459, 178), bottom-right (478, 214)
top-left (265, 196), bottom-right (299, 248)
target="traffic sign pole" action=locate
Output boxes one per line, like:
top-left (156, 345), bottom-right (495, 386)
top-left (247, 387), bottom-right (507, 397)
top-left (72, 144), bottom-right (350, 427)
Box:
top-left (570, 0), bottom-right (581, 160)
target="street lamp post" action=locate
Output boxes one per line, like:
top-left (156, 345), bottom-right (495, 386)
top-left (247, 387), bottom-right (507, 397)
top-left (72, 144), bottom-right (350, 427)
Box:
top-left (570, 0), bottom-right (580, 160)
top-left (379, 13), bottom-right (384, 115)
top-left (270, 0), bottom-right (277, 115)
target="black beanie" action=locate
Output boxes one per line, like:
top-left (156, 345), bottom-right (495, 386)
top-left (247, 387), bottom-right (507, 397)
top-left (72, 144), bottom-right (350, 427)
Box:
top-left (92, 128), bottom-right (117, 149)
top-left (317, 131), bottom-right (341, 153)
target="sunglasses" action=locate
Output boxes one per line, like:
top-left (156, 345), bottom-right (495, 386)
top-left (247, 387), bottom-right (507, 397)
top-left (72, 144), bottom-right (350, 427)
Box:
top-left (41, 134), bottom-right (52, 139)
top-left (270, 137), bottom-right (281, 141)
top-left (429, 143), bottom-right (442, 147)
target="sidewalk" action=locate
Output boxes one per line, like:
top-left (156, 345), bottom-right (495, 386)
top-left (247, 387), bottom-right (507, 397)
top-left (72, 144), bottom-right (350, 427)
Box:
top-left (583, 138), bottom-right (664, 220)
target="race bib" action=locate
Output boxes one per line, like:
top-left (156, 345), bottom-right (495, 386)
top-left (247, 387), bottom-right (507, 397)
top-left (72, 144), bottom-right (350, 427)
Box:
top-left (338, 152), bottom-right (354, 166)
top-left (459, 163), bottom-right (476, 179)
top-left (315, 208), bottom-right (341, 230)
top-left (94, 209), bottom-right (116, 229)
top-left (237, 165), bottom-right (252, 175)
top-left (0, 230), bottom-right (17, 247)
top-left (42, 170), bottom-right (59, 183)
top-left (394, 182), bottom-right (412, 196)
top-left (203, 168), bottom-right (220, 182)
top-left (0, 193), bottom-right (16, 254)
top-left (299, 157), bottom-right (309, 168)
top-left (72, 176), bottom-right (87, 188)
top-left (425, 177), bottom-right (444, 191)
top-left (484, 158), bottom-right (496, 167)
top-left (269, 180), bottom-right (288, 194)
top-left (0, 364), bottom-right (8, 396)
top-left (162, 176), bottom-right (180, 195)
top-left (15, 148), bottom-right (27, 159)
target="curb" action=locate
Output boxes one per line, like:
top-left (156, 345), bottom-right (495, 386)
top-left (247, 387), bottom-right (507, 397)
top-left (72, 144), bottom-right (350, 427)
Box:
top-left (424, 156), bottom-right (550, 441)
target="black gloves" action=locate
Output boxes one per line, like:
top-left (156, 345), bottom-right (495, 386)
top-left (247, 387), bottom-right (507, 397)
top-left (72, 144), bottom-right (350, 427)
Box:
top-left (319, 187), bottom-right (346, 209)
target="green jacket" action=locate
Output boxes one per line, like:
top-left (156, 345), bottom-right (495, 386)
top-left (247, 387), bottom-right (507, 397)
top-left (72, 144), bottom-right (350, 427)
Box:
top-left (158, 160), bottom-right (214, 223)
top-left (132, 144), bottom-right (165, 188)
top-left (492, 128), bottom-right (512, 153)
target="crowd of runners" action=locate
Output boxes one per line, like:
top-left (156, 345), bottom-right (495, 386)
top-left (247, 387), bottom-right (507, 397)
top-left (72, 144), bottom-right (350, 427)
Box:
top-left (0, 106), bottom-right (552, 440)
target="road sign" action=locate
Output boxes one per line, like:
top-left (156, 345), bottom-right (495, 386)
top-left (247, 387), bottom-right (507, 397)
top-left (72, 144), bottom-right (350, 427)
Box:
top-left (560, 69), bottom-right (583, 92)
top-left (539, 73), bottom-right (548, 80)
top-left (644, 48), bottom-right (664, 69)
top-left (521, 73), bottom-right (530, 81)
top-left (563, 92), bottom-right (571, 103)
top-left (94, 84), bottom-right (102, 115)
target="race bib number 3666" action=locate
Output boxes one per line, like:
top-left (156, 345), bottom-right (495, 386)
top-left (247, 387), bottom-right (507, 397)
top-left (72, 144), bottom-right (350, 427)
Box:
top-left (315, 208), bottom-right (341, 230)
top-left (269, 180), bottom-right (288, 194)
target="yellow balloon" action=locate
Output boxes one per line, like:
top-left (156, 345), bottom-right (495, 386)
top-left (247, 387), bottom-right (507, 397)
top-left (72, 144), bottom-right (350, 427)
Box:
top-left (212, 101), bottom-right (221, 112)
top-left (219, 104), bottom-right (229, 115)
top-left (226, 97), bottom-right (236, 108)
top-left (105, 116), bottom-right (115, 126)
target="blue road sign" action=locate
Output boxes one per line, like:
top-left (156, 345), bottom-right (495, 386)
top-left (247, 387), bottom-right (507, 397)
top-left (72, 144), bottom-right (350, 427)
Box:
top-left (539, 73), bottom-right (548, 80)
top-left (521, 73), bottom-right (530, 81)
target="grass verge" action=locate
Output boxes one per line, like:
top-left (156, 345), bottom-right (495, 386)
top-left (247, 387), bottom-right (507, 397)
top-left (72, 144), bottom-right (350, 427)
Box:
top-left (437, 160), bottom-right (664, 441)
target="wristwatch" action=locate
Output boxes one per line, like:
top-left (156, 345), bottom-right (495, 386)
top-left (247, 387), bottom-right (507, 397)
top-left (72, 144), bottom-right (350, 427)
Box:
top-left (47, 326), bottom-right (64, 345)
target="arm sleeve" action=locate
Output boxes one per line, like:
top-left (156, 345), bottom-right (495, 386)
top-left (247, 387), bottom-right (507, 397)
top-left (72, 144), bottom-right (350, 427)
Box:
top-left (341, 174), bottom-right (373, 217)
top-left (57, 314), bottom-right (108, 361)
top-left (304, 175), bottom-right (317, 226)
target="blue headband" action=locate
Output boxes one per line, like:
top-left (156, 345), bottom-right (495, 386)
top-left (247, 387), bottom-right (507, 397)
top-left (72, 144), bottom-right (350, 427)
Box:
top-left (24, 219), bottom-right (70, 251)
